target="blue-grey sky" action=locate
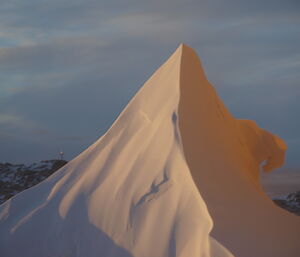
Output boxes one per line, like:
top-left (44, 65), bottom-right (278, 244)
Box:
top-left (0, 0), bottom-right (299, 168)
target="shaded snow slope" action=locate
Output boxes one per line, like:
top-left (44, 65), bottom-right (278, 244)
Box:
top-left (0, 44), bottom-right (233, 257)
top-left (178, 45), bottom-right (300, 257)
top-left (0, 44), bottom-right (299, 257)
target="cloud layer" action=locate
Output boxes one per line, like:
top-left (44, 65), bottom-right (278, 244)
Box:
top-left (0, 0), bottom-right (299, 167)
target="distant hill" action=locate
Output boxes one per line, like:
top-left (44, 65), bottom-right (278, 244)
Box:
top-left (0, 159), bottom-right (67, 204)
top-left (273, 191), bottom-right (300, 216)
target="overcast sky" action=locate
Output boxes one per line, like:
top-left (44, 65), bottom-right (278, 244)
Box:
top-left (0, 0), bottom-right (299, 169)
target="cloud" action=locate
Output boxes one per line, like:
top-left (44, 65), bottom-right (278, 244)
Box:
top-left (0, 0), bottom-right (299, 165)
top-left (0, 113), bottom-right (43, 131)
top-left (0, 113), bottom-right (23, 124)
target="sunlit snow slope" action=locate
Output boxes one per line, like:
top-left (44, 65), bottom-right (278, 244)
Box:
top-left (0, 44), bottom-right (299, 257)
top-left (0, 44), bottom-right (233, 257)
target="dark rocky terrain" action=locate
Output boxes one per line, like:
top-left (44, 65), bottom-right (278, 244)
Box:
top-left (0, 160), bottom-right (67, 204)
top-left (0, 160), bottom-right (299, 216)
top-left (273, 191), bottom-right (300, 216)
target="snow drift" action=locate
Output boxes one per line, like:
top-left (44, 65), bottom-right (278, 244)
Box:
top-left (0, 44), bottom-right (299, 257)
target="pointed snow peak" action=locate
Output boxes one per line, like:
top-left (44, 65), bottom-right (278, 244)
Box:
top-left (179, 42), bottom-right (191, 50)
top-left (178, 43), bottom-right (190, 50)
top-left (1, 44), bottom-right (298, 257)
top-left (175, 43), bottom-right (196, 60)
top-left (179, 43), bottom-right (209, 84)
top-left (172, 43), bottom-right (193, 61)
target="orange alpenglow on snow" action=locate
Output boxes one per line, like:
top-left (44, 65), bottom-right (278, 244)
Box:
top-left (0, 44), bottom-right (299, 257)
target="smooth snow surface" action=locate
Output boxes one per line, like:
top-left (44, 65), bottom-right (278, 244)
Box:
top-left (0, 44), bottom-right (299, 257)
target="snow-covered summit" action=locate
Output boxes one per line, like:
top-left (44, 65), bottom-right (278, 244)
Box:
top-left (0, 44), bottom-right (299, 257)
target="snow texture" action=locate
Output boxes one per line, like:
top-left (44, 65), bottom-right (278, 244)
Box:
top-left (0, 44), bottom-right (299, 257)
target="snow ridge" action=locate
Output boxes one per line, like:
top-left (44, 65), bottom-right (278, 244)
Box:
top-left (0, 44), bottom-right (299, 257)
